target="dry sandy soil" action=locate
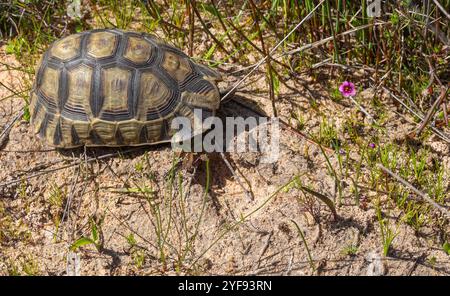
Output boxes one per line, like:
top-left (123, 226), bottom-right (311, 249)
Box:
top-left (0, 43), bottom-right (449, 276)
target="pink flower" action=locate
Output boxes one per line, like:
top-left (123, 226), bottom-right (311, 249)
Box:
top-left (339, 81), bottom-right (356, 97)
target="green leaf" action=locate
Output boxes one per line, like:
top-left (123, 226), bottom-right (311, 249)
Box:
top-left (22, 106), bottom-right (30, 122)
top-left (291, 220), bottom-right (315, 272)
top-left (75, 22), bottom-right (83, 33)
top-left (200, 3), bottom-right (220, 17)
top-left (271, 71), bottom-right (280, 96)
top-left (90, 219), bottom-right (99, 243)
top-left (300, 186), bottom-right (338, 219)
top-left (443, 242), bottom-right (450, 255)
top-left (5, 40), bottom-right (16, 55)
top-left (126, 233), bottom-right (136, 247)
top-left (203, 43), bottom-right (217, 60)
top-left (70, 237), bottom-right (95, 251)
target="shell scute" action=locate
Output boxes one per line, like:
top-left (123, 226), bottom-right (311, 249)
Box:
top-left (86, 31), bottom-right (118, 59)
top-left (50, 34), bottom-right (82, 61)
top-left (123, 36), bottom-right (153, 64)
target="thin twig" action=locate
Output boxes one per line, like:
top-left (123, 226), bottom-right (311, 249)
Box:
top-left (0, 109), bottom-right (24, 148)
top-left (415, 87), bottom-right (449, 136)
top-left (432, 0), bottom-right (450, 20)
top-left (59, 165), bottom-right (81, 240)
top-left (442, 99), bottom-right (449, 127)
top-left (256, 231), bottom-right (273, 268)
top-left (187, 0), bottom-right (194, 57)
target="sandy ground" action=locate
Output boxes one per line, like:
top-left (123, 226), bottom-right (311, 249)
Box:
top-left (0, 43), bottom-right (449, 275)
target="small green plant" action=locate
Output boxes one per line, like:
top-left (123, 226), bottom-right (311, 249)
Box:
top-left (124, 233), bottom-right (146, 269)
top-left (427, 256), bottom-right (437, 267)
top-left (70, 218), bottom-right (103, 252)
top-left (21, 256), bottom-right (39, 276)
top-left (6, 259), bottom-right (20, 276)
top-left (292, 111), bottom-right (306, 131)
top-left (126, 233), bottom-right (137, 247)
top-left (337, 146), bottom-right (350, 178)
top-left (376, 201), bottom-right (398, 257)
top-left (48, 183), bottom-right (66, 208)
top-left (380, 143), bottom-right (399, 170)
top-left (317, 117), bottom-right (340, 149)
top-left (17, 181), bottom-right (28, 200)
top-left (341, 244), bottom-right (358, 257)
top-left (400, 202), bottom-right (428, 231)
top-left (5, 36), bottom-right (29, 56)
top-left (330, 86), bottom-right (343, 102)
top-left (132, 250), bottom-right (146, 269)
top-left (410, 149), bottom-right (428, 185)
top-left (427, 165), bottom-right (446, 204)
top-left (318, 144), bottom-right (343, 206)
top-left (6, 255), bottom-right (39, 276)
top-left (443, 242), bottom-right (450, 256)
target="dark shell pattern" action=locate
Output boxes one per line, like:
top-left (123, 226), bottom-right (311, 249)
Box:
top-left (30, 29), bottom-right (222, 148)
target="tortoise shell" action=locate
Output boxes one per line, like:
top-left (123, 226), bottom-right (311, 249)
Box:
top-left (29, 29), bottom-right (222, 148)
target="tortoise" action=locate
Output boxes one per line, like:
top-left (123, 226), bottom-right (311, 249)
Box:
top-left (29, 29), bottom-right (223, 148)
